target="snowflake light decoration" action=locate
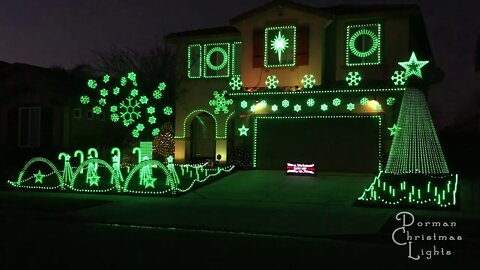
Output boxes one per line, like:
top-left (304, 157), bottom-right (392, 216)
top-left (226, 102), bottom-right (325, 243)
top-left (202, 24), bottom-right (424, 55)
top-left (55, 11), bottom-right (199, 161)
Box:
top-left (306, 98), bottom-right (315, 107)
top-left (80, 95), bottom-right (90, 104)
top-left (347, 103), bottom-right (355, 111)
top-left (157, 82), bottom-right (166, 91)
top-left (152, 128), bottom-right (160, 137)
top-left (293, 104), bottom-right (301, 112)
top-left (240, 100), bottom-right (248, 109)
top-left (163, 106), bottom-right (173, 116)
top-left (147, 106), bottom-right (155, 114)
top-left (113, 87), bottom-right (120, 95)
top-left (391, 71), bottom-right (406, 86)
top-left (229, 75), bottom-right (243, 91)
top-left (128, 72), bottom-right (137, 82)
top-left (360, 97), bottom-right (369, 106)
top-left (111, 113), bottom-right (119, 122)
top-left (209, 91), bottom-right (233, 114)
top-left (148, 116), bottom-right (156, 124)
top-left (98, 98), bottom-right (106, 106)
top-left (301, 74), bottom-right (316, 89)
top-left (265, 75), bottom-right (279, 89)
top-left (93, 106), bottom-right (102, 114)
top-left (103, 74), bottom-right (110, 83)
top-left (132, 129), bottom-right (140, 138)
top-left (153, 90), bottom-right (162, 99)
top-left (110, 105), bottom-right (117, 112)
top-left (100, 89), bottom-right (108, 97)
top-left (346, 71), bottom-right (362, 86)
top-left (321, 104), bottom-right (328, 111)
top-left (119, 96), bottom-right (141, 127)
top-left (271, 104), bottom-right (278, 112)
top-left (136, 123), bottom-right (145, 131)
top-left (271, 31), bottom-right (289, 63)
top-left (333, 98), bottom-right (341, 106)
top-left (139, 96), bottom-right (148, 104)
top-left (250, 105), bottom-right (256, 113)
top-left (120, 77), bottom-right (127, 87)
top-left (387, 97), bottom-right (396, 106)
top-left (282, 99), bottom-right (289, 108)
top-left (130, 89), bottom-right (139, 97)
top-left (87, 79), bottom-right (97, 89)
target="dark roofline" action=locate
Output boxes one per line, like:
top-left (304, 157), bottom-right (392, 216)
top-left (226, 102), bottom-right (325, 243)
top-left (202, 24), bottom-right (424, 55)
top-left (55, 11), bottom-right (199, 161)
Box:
top-left (320, 4), bottom-right (421, 16)
top-left (166, 26), bottom-right (239, 40)
top-left (230, 0), bottom-right (332, 24)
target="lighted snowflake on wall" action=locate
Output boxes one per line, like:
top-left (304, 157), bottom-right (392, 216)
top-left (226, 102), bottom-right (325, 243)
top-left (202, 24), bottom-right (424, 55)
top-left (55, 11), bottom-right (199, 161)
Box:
top-left (306, 98), bottom-right (315, 107)
top-left (80, 95), bottom-right (90, 104)
top-left (240, 100), bottom-right (248, 109)
top-left (321, 104), bottom-right (328, 111)
top-left (333, 98), bottom-right (341, 106)
top-left (271, 104), bottom-right (278, 112)
top-left (347, 103), bottom-right (355, 111)
top-left (119, 97), bottom-right (141, 127)
top-left (391, 71), bottom-right (406, 86)
top-left (387, 97), bottom-right (396, 106)
top-left (282, 99), bottom-right (289, 108)
top-left (346, 71), bottom-right (362, 86)
top-left (293, 104), bottom-right (301, 112)
top-left (301, 74), bottom-right (316, 89)
top-left (163, 106), bottom-right (173, 116)
top-left (265, 75), bottom-right (279, 89)
top-left (360, 97), bottom-right (369, 106)
top-left (229, 75), bottom-right (243, 91)
top-left (209, 90), bottom-right (233, 114)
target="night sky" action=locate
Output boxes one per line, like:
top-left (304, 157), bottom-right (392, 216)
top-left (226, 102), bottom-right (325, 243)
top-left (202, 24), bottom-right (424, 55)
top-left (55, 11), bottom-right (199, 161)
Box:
top-left (1, 0), bottom-right (478, 127)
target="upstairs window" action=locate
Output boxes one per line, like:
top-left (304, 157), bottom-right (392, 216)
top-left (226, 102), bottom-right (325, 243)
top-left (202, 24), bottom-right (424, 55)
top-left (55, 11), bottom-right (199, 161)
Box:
top-left (187, 44), bottom-right (202, 78)
top-left (232, 41), bottom-right (242, 75)
top-left (18, 107), bottom-right (41, 147)
top-left (203, 43), bottom-right (231, 78)
top-left (346, 23), bottom-right (382, 66)
top-left (264, 25), bottom-right (297, 67)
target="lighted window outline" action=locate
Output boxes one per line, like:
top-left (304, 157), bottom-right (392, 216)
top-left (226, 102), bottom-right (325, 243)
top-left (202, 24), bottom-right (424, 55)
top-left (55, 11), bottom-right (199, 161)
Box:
top-left (203, 42), bottom-right (231, 78)
top-left (187, 44), bottom-right (202, 79)
top-left (264, 25), bottom-right (297, 68)
top-left (346, 23), bottom-right (382, 66)
top-left (232, 41), bottom-right (242, 76)
top-left (252, 115), bottom-right (383, 170)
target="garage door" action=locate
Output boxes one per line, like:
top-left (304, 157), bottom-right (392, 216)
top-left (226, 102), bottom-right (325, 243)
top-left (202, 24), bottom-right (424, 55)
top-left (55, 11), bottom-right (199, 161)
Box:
top-left (254, 116), bottom-right (380, 173)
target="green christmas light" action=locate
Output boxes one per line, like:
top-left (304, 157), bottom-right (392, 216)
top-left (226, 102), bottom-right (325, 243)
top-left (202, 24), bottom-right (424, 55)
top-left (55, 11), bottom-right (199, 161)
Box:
top-left (391, 71), bottom-right (406, 86)
top-left (398, 52), bottom-right (429, 79)
top-left (333, 98), bottom-right (341, 106)
top-left (113, 87), bottom-right (120, 95)
top-left (346, 23), bottom-right (382, 66)
top-left (387, 97), bottom-right (396, 106)
top-left (130, 89), bottom-right (139, 97)
top-left (119, 97), bottom-right (141, 127)
top-left (203, 43), bottom-right (230, 78)
top-left (100, 89), bottom-right (108, 97)
top-left (240, 100), bottom-right (248, 109)
top-left (80, 95), bottom-right (90, 104)
top-left (93, 106), bottom-right (102, 114)
top-left (147, 106), bottom-right (155, 114)
top-left (388, 124), bottom-right (401, 136)
top-left (321, 104), bottom-right (328, 111)
top-left (346, 71), bottom-right (362, 86)
top-left (139, 96), bottom-right (149, 104)
top-left (206, 46), bottom-right (228, 71)
top-left (271, 31), bottom-right (289, 63)
top-left (111, 114), bottom-right (119, 122)
top-left (152, 128), bottom-right (160, 136)
top-left (110, 106), bottom-right (118, 112)
top-left (265, 75), bottom-right (279, 89)
top-left (229, 75), bottom-right (242, 91)
top-left (293, 104), bottom-right (301, 112)
top-left (264, 25), bottom-right (296, 67)
top-left (87, 79), bottom-right (97, 89)
top-left (209, 91), bottom-right (233, 114)
top-left (164, 106), bottom-right (173, 116)
top-left (360, 97), bottom-right (369, 106)
top-left (238, 125), bottom-right (249, 136)
top-left (306, 98), bottom-right (315, 107)
top-left (34, 170), bottom-right (45, 184)
top-left (347, 103), bottom-right (355, 111)
top-left (132, 129), bottom-right (140, 138)
top-left (271, 104), bottom-right (278, 112)
top-left (282, 99), bottom-right (289, 108)
top-left (103, 74), bottom-right (110, 83)
top-left (98, 98), bottom-right (106, 106)
top-left (301, 74), bottom-right (316, 89)
top-left (120, 77), bottom-right (127, 86)
top-left (187, 44), bottom-right (202, 79)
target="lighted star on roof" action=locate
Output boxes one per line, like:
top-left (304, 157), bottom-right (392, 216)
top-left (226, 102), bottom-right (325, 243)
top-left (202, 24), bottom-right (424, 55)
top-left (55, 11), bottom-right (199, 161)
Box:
top-left (398, 52), bottom-right (429, 79)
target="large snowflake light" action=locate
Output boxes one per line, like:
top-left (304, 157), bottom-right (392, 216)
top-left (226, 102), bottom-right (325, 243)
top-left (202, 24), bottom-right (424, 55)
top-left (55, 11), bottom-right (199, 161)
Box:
top-left (119, 97), bottom-right (141, 127)
top-left (301, 74), bottom-right (316, 89)
top-left (346, 71), bottom-right (362, 86)
top-left (271, 31), bottom-right (289, 63)
top-left (209, 91), bottom-right (233, 114)
top-left (265, 75), bottom-right (279, 89)
top-left (229, 75), bottom-right (243, 91)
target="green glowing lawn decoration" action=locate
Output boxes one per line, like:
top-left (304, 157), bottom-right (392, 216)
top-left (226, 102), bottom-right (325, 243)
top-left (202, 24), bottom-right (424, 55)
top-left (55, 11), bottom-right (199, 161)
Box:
top-left (301, 74), bottom-right (316, 89)
top-left (398, 52), bottom-right (429, 79)
top-left (238, 125), bottom-right (249, 136)
top-left (209, 91), bottom-right (233, 114)
top-left (293, 104), bottom-right (301, 112)
top-left (240, 100), bottom-right (248, 109)
top-left (346, 71), bottom-right (362, 86)
top-left (163, 106), bottom-right (173, 116)
top-left (306, 98), bottom-right (315, 107)
top-left (347, 103), bottom-right (355, 111)
top-left (333, 98), bottom-right (341, 106)
top-left (34, 170), bottom-right (45, 184)
top-left (271, 31), bottom-right (289, 63)
top-left (265, 75), bottom-right (279, 89)
top-left (391, 70), bottom-right (406, 86)
top-left (229, 75), bottom-right (242, 91)
top-left (119, 97), bottom-right (141, 126)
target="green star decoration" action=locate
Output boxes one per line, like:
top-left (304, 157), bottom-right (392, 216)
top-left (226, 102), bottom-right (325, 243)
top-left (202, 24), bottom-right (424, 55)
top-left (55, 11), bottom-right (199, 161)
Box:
top-left (88, 175), bottom-right (100, 186)
top-left (111, 113), bottom-right (119, 122)
top-left (130, 89), bottom-right (139, 97)
top-left (360, 97), bottom-right (369, 106)
top-left (398, 52), bottom-right (429, 79)
top-left (143, 177), bottom-right (157, 189)
top-left (238, 125), bottom-right (249, 136)
top-left (153, 90), bottom-right (162, 99)
top-left (293, 104), bottom-right (301, 112)
top-left (93, 106), bottom-right (102, 114)
top-left (347, 103), bottom-right (355, 111)
top-left (388, 124), bottom-right (401, 136)
top-left (271, 104), bottom-right (278, 112)
top-left (306, 98), bottom-right (315, 107)
top-left (333, 98), bottom-right (341, 107)
top-left (271, 30), bottom-right (289, 63)
top-left (167, 156), bottom-right (174, 163)
top-left (99, 98), bottom-right (106, 106)
top-left (34, 170), bottom-right (45, 184)
top-left (387, 97), bottom-right (396, 106)
top-left (87, 79), bottom-right (97, 89)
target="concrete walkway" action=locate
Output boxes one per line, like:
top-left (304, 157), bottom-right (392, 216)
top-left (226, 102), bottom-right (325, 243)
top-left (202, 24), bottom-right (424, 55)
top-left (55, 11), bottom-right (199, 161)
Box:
top-left (3, 170), bottom-right (478, 238)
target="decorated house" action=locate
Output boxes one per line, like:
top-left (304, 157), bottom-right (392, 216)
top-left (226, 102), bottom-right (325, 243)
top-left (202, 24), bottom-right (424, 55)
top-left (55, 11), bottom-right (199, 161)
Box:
top-left (167, 1), bottom-right (439, 171)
